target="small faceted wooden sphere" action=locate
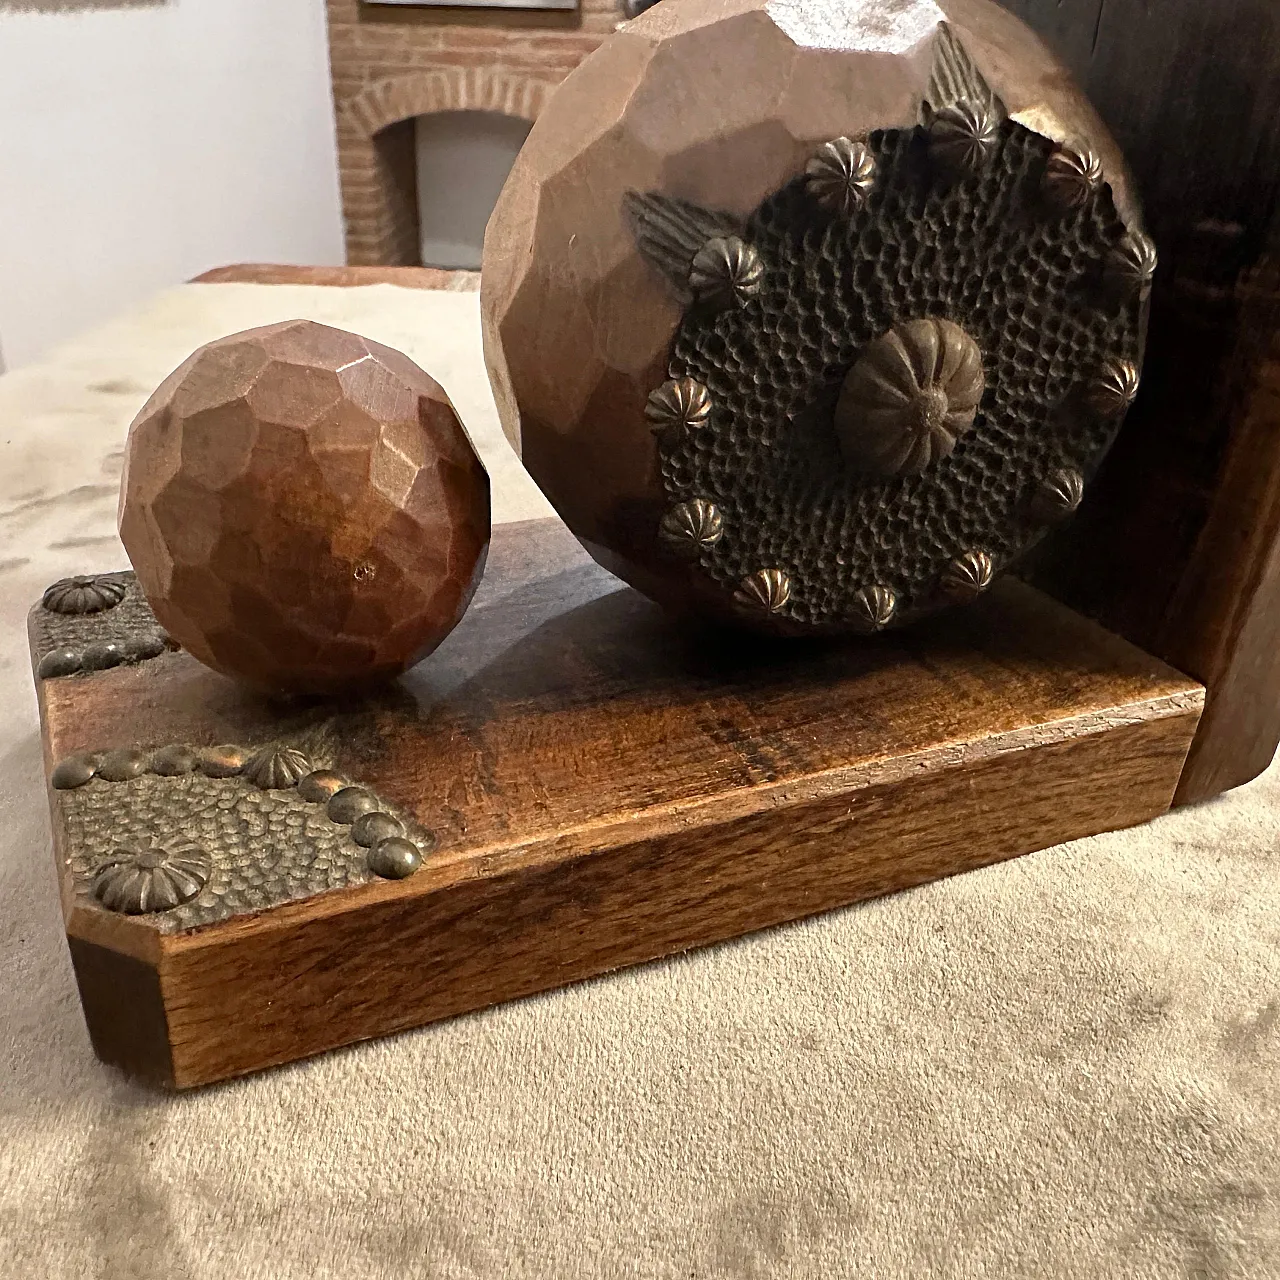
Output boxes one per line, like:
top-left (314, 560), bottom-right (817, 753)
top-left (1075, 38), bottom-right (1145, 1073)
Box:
top-left (119, 320), bottom-right (490, 693)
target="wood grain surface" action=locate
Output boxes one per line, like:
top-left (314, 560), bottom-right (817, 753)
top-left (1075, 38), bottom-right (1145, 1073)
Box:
top-left (36, 520), bottom-right (1204, 1087)
top-left (190, 264), bottom-right (481, 290)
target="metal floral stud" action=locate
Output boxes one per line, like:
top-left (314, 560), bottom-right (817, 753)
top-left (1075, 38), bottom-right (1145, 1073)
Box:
top-left (91, 847), bottom-right (210, 914)
top-left (836, 318), bottom-right (985, 475)
top-left (1042, 142), bottom-right (1103, 211)
top-left (646, 377), bottom-right (713, 434)
top-left (943, 550), bottom-right (995, 600)
top-left (851, 584), bottom-right (897, 632)
top-left (1032, 468), bottom-right (1085, 522)
top-left (659, 499), bottom-right (725, 557)
top-left (734, 569), bottom-right (792, 615)
top-left (689, 235), bottom-right (764, 308)
top-left (42, 574), bottom-right (127, 616)
top-left (1087, 359), bottom-right (1141, 416)
top-left (928, 100), bottom-right (1000, 173)
top-left (805, 137), bottom-right (877, 214)
top-left (243, 746), bottom-right (314, 790)
top-left (1107, 231), bottom-right (1158, 300)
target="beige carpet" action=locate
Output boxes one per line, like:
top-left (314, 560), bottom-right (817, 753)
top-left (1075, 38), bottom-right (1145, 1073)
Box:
top-left (0, 284), bottom-right (1276, 1279)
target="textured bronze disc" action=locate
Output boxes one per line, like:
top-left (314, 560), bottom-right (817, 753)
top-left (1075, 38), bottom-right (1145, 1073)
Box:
top-left (650, 111), bottom-right (1145, 631)
top-left (483, 0), bottom-right (1153, 635)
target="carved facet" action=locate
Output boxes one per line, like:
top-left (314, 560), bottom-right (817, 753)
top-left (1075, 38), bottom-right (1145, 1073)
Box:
top-left (852, 584), bottom-right (897, 632)
top-left (734, 569), bottom-right (791, 614)
top-left (689, 235), bottom-right (764, 308)
top-left (805, 138), bottom-right (877, 215)
top-left (943, 550), bottom-right (995, 600)
top-left (1033, 468), bottom-right (1085, 522)
top-left (244, 746), bottom-right (313, 790)
top-left (1108, 231), bottom-right (1158, 299)
top-left (646, 377), bottom-right (713, 434)
top-left (928, 100), bottom-right (1001, 173)
top-left (836, 319), bottom-right (985, 475)
top-left (42, 574), bottom-right (127, 616)
top-left (1087, 359), bottom-right (1141, 416)
top-left (91, 847), bottom-right (211, 915)
top-left (659, 499), bottom-right (725, 556)
top-left (1043, 143), bottom-right (1104, 211)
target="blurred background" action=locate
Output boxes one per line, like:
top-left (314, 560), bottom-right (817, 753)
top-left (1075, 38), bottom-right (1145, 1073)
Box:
top-left (0, 0), bottom-right (344, 370)
top-left (1, 0), bottom-right (1277, 387)
top-left (0, 0), bottom-right (634, 371)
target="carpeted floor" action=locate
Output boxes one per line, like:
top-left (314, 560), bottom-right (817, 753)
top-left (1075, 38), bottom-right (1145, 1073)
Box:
top-left (0, 284), bottom-right (1276, 1279)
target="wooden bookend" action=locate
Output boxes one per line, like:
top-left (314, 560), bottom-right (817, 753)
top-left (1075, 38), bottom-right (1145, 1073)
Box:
top-left (32, 519), bottom-right (1203, 1088)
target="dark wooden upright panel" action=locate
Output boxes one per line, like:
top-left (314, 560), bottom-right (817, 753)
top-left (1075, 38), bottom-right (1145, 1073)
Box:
top-left (1009, 0), bottom-right (1280, 801)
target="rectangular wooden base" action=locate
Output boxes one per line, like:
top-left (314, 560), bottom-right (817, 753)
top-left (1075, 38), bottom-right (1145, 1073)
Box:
top-left (34, 520), bottom-right (1204, 1088)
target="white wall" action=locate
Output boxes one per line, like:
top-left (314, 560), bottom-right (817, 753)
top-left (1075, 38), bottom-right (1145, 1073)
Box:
top-left (416, 111), bottom-right (531, 270)
top-left (0, 0), bottom-right (345, 370)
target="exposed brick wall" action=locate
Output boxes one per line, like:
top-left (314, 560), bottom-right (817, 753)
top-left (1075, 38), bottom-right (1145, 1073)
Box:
top-left (328, 0), bottom-right (615, 264)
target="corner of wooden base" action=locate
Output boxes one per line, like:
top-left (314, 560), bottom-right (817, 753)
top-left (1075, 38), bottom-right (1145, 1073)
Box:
top-left (67, 936), bottom-right (175, 1089)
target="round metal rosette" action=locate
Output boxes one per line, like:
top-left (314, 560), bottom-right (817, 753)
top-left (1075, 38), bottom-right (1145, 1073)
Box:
top-left (482, 0), bottom-right (1151, 635)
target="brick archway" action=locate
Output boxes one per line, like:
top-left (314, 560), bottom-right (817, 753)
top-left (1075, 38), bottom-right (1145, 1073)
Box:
top-left (336, 69), bottom-right (560, 267)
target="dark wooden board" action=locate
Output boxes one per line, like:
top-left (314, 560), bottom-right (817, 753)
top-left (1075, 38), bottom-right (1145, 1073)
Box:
top-left (35, 520), bottom-right (1204, 1088)
top-left (1008, 0), bottom-right (1280, 801)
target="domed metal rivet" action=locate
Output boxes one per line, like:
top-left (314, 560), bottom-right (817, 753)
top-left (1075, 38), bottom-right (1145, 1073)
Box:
top-left (298, 769), bottom-right (350, 804)
top-left (150, 745), bottom-right (197, 777)
top-left (96, 749), bottom-right (150, 782)
top-left (645, 377), bottom-right (712, 435)
top-left (351, 811), bottom-right (405, 849)
top-left (928, 100), bottom-right (1000, 174)
top-left (199, 745), bottom-right (248, 778)
top-left (1032, 468), bottom-right (1085, 522)
top-left (52, 753), bottom-right (98, 790)
top-left (80, 642), bottom-right (126, 672)
top-left (38, 648), bottom-right (82, 679)
top-left (123, 632), bottom-right (168, 662)
top-left (852, 584), bottom-right (897, 632)
top-left (689, 235), bottom-right (763, 309)
top-left (243, 746), bottom-right (312, 790)
top-left (327, 786), bottom-right (379, 825)
top-left (368, 837), bottom-right (422, 880)
top-left (805, 137), bottom-right (877, 215)
top-left (734, 568), bottom-right (792, 615)
top-left (943, 550), bottom-right (995, 601)
top-left (1107, 231), bottom-right (1158, 300)
top-left (1086, 359), bottom-right (1141, 416)
top-left (91, 846), bottom-right (210, 914)
top-left (42, 574), bottom-right (127, 616)
top-left (1042, 142), bottom-right (1103, 211)
top-left (659, 499), bottom-right (724, 557)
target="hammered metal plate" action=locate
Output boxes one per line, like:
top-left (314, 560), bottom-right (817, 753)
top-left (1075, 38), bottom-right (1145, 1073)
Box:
top-left (57, 762), bottom-right (428, 933)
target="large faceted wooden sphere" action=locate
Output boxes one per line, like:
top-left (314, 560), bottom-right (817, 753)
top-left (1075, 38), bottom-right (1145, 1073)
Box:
top-left (119, 320), bottom-right (490, 693)
top-left (482, 0), bottom-right (1149, 635)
